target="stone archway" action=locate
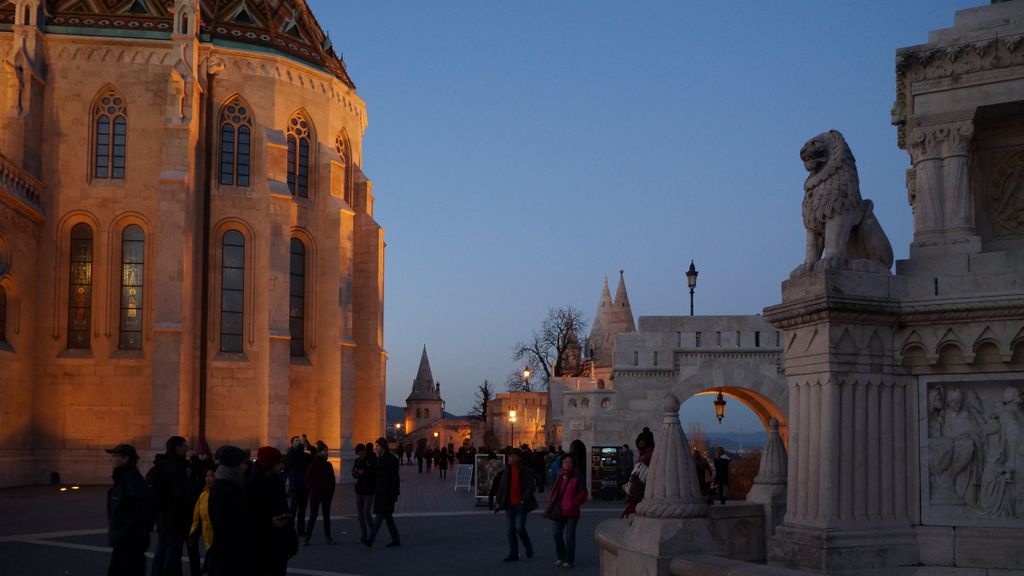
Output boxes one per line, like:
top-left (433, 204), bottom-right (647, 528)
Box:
top-left (685, 386), bottom-right (788, 448)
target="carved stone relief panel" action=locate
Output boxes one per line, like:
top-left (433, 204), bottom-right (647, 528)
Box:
top-left (971, 110), bottom-right (1024, 243)
top-left (920, 374), bottom-right (1024, 527)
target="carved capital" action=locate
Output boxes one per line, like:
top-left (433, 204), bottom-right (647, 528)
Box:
top-left (908, 122), bottom-right (973, 162)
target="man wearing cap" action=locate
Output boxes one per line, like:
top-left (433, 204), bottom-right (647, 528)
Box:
top-left (107, 443), bottom-right (157, 576)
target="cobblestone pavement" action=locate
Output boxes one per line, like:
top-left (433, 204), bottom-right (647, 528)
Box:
top-left (0, 461), bottom-right (624, 575)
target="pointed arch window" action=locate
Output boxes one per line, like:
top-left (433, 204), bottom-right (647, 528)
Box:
top-left (93, 90), bottom-right (127, 180)
top-left (68, 224), bottom-right (94, 349)
top-left (221, 231), bottom-right (245, 353)
top-left (289, 238), bottom-right (305, 357)
top-left (287, 113), bottom-right (312, 198)
top-left (119, 225), bottom-right (144, 350)
top-left (335, 132), bottom-right (353, 205)
top-left (219, 98), bottom-right (252, 187)
top-left (416, 408), bottom-right (422, 419)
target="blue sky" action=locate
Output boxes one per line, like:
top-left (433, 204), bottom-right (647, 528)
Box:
top-left (308, 1), bottom-right (980, 430)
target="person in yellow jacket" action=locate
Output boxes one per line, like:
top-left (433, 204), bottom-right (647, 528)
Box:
top-left (188, 465), bottom-right (216, 576)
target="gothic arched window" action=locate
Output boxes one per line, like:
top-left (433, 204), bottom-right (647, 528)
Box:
top-left (416, 408), bottom-right (422, 419)
top-left (221, 230), bottom-right (245, 353)
top-left (119, 225), bottom-right (144, 350)
top-left (289, 238), bottom-right (305, 357)
top-left (68, 223), bottom-right (94, 349)
top-left (219, 98), bottom-right (252, 187)
top-left (93, 89), bottom-right (127, 179)
top-left (286, 112), bottom-right (312, 198)
top-left (424, 408), bottom-right (430, 419)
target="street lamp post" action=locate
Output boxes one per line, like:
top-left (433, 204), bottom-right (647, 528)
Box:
top-left (686, 260), bottom-right (699, 316)
top-left (508, 409), bottom-right (517, 448)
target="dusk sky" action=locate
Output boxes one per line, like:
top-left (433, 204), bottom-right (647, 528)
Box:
top-left (309, 1), bottom-right (980, 431)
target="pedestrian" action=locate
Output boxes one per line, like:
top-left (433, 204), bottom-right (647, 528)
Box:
top-left (438, 447), bottom-right (449, 479)
top-left (693, 449), bottom-right (712, 504)
top-left (352, 443), bottom-right (376, 545)
top-left (106, 443), bottom-right (157, 576)
top-left (149, 435), bottom-right (193, 576)
top-left (415, 444), bottom-right (425, 473)
top-left (187, 465), bottom-right (216, 576)
top-left (206, 446), bottom-right (248, 576)
top-left (246, 446), bottom-right (295, 575)
top-left (283, 435), bottom-right (314, 538)
top-left (494, 448), bottom-right (537, 562)
top-left (622, 427), bottom-right (654, 518)
top-left (304, 441), bottom-right (336, 545)
top-left (546, 454), bottom-right (588, 569)
top-left (365, 437), bottom-right (401, 547)
top-left (713, 446), bottom-right (731, 505)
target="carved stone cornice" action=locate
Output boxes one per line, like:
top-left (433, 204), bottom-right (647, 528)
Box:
top-left (893, 33), bottom-right (1024, 149)
top-left (766, 294), bottom-right (1024, 330)
top-left (899, 297), bottom-right (1024, 325)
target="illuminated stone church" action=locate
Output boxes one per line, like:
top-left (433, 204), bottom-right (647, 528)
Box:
top-left (0, 0), bottom-right (385, 485)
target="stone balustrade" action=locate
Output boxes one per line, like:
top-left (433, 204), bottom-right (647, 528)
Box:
top-left (0, 152), bottom-right (44, 217)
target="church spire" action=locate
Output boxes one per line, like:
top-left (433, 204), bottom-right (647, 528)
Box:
top-left (589, 276), bottom-right (615, 367)
top-left (611, 269), bottom-right (636, 334)
top-left (407, 346), bottom-right (441, 401)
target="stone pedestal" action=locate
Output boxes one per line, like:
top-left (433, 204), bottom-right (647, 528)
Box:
top-left (615, 516), bottom-right (722, 576)
top-left (764, 269), bottom-right (919, 573)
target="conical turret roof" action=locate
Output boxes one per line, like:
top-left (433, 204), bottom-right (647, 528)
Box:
top-left (611, 270), bottom-right (636, 335)
top-left (407, 346), bottom-right (441, 401)
top-left (588, 277), bottom-right (613, 365)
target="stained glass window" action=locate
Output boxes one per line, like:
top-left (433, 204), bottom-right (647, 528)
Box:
top-left (68, 223), bottom-right (93, 349)
top-left (287, 113), bottom-right (312, 197)
top-left (220, 231), bottom-right (245, 353)
top-left (219, 98), bottom-right (252, 187)
top-left (289, 238), bottom-right (305, 357)
top-left (119, 225), bottom-right (144, 350)
top-left (94, 90), bottom-right (127, 180)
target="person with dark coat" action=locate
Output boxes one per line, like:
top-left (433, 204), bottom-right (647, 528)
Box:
top-left (149, 435), bottom-right (193, 576)
top-left (437, 447), bottom-right (449, 479)
top-left (283, 435), bottom-right (314, 537)
top-left (365, 437), bottom-right (401, 547)
top-left (622, 427), bottom-right (655, 518)
top-left (245, 446), bottom-right (294, 575)
top-left (713, 446), bottom-right (731, 505)
top-left (352, 443), bottom-right (376, 545)
top-left (494, 448), bottom-right (538, 562)
top-left (693, 449), bottom-right (712, 504)
top-left (107, 444), bottom-right (157, 576)
top-left (304, 441), bottom-right (336, 545)
top-left (206, 446), bottom-right (248, 576)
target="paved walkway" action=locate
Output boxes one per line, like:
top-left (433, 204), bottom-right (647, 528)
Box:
top-left (0, 461), bottom-right (623, 575)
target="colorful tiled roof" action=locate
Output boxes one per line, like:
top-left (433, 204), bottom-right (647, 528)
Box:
top-left (0, 0), bottom-right (354, 88)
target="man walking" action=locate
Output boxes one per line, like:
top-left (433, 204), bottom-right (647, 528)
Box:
top-left (149, 436), bottom-right (193, 576)
top-left (107, 444), bottom-right (156, 576)
top-left (365, 438), bottom-right (401, 547)
top-left (494, 448), bottom-right (537, 562)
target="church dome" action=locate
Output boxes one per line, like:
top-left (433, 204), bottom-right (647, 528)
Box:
top-left (0, 0), bottom-right (354, 87)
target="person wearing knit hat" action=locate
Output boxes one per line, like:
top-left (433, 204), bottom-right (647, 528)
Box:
top-left (621, 427), bottom-right (656, 518)
top-left (245, 446), bottom-right (294, 574)
top-left (207, 445), bottom-right (248, 576)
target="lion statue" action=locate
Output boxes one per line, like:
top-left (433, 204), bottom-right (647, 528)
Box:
top-left (792, 130), bottom-right (894, 277)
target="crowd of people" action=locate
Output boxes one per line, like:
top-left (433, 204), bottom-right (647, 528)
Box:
top-left (105, 435), bottom-right (400, 576)
top-left (104, 428), bottom-right (731, 575)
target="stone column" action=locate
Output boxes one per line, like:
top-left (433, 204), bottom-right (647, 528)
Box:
top-left (907, 121), bottom-right (978, 254)
top-left (611, 393), bottom-right (722, 575)
top-left (763, 269), bottom-right (917, 574)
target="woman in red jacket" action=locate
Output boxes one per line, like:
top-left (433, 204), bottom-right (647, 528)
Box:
top-left (545, 454), bottom-right (588, 568)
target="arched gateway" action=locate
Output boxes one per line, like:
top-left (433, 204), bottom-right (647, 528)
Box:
top-left (553, 315), bottom-right (788, 459)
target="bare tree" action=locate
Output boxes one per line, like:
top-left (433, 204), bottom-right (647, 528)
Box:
top-left (510, 305), bottom-right (588, 391)
top-left (474, 379), bottom-right (494, 421)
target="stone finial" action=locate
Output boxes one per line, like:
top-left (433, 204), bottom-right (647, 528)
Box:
top-left (635, 393), bottom-right (709, 519)
top-left (753, 418), bottom-right (788, 484)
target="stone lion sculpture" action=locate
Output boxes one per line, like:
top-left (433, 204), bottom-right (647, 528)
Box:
top-left (793, 130), bottom-right (894, 276)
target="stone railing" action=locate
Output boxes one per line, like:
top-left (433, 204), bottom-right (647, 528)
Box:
top-left (0, 152), bottom-right (44, 217)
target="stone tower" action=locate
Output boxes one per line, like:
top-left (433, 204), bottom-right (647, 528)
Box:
top-left (587, 271), bottom-right (635, 388)
top-left (404, 346), bottom-right (443, 435)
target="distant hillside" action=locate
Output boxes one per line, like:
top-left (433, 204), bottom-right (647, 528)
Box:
top-left (702, 431), bottom-right (766, 453)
